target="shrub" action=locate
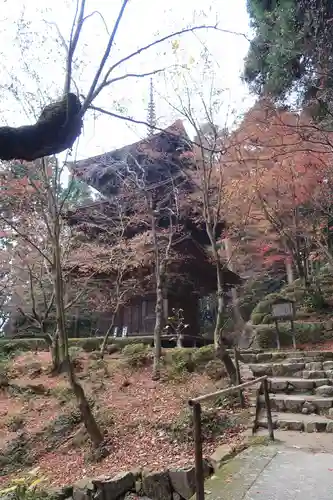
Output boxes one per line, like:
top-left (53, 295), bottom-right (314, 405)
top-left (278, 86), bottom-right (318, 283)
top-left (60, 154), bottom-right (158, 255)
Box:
top-left (122, 343), bottom-right (152, 368)
top-left (262, 313), bottom-right (274, 324)
top-left (0, 338), bottom-right (48, 355)
top-left (238, 272), bottom-right (285, 321)
top-left (303, 289), bottom-right (328, 311)
top-left (6, 415), bottom-right (25, 432)
top-left (192, 345), bottom-right (215, 366)
top-left (0, 361), bottom-right (9, 388)
top-left (0, 465), bottom-right (47, 499)
top-left (253, 294), bottom-right (281, 314)
top-left (69, 346), bottom-right (82, 357)
top-left (162, 408), bottom-right (232, 443)
top-left (79, 338), bottom-right (101, 352)
top-left (84, 445), bottom-right (109, 464)
top-left (106, 344), bottom-right (120, 355)
top-left (0, 434), bottom-right (32, 475)
top-left (251, 313), bottom-right (265, 325)
top-left (95, 406), bottom-right (114, 427)
top-left (205, 359), bottom-right (226, 381)
top-left (0, 336), bottom-right (153, 357)
top-left (250, 271), bottom-right (333, 327)
top-left (50, 386), bottom-right (74, 405)
top-left (165, 348), bottom-right (195, 373)
top-left (88, 358), bottom-right (111, 378)
top-left (214, 392), bottom-right (242, 409)
top-left (44, 409), bottom-right (81, 447)
top-left (251, 292), bottom-right (298, 325)
top-left (255, 321), bottom-right (327, 348)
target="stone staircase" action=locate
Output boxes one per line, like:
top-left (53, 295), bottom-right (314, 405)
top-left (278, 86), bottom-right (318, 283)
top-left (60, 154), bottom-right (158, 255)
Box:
top-left (241, 350), bottom-right (333, 433)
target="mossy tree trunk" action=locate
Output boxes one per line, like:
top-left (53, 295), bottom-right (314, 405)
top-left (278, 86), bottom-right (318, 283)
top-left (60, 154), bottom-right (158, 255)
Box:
top-left (45, 158), bottom-right (103, 446)
top-left (206, 225), bottom-right (237, 384)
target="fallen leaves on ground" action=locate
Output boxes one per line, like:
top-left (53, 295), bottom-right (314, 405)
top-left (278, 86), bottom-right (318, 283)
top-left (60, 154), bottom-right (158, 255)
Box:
top-left (0, 351), bottom-right (248, 487)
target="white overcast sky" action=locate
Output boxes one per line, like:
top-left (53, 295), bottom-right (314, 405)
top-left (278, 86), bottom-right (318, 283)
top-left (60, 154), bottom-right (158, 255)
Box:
top-left (0, 0), bottom-right (252, 161)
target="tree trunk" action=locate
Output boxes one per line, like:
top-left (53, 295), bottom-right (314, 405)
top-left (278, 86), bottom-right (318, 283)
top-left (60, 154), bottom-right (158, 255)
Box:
top-left (152, 267), bottom-right (163, 380)
top-left (51, 218), bottom-right (68, 370)
top-left (224, 237), bottom-right (245, 330)
top-left (50, 335), bottom-right (60, 373)
top-left (41, 327), bottom-right (60, 373)
top-left (150, 200), bottom-right (167, 382)
top-left (51, 213), bottom-right (103, 445)
top-left (206, 225), bottom-right (237, 384)
top-left (285, 256), bottom-right (294, 284)
top-left (67, 358), bottom-right (104, 446)
top-left (177, 333), bottom-right (184, 348)
top-left (100, 314), bottom-right (116, 359)
top-left (214, 291), bottom-right (237, 384)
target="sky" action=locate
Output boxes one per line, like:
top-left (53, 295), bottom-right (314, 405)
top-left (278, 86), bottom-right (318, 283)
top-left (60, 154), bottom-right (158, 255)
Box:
top-left (0, 0), bottom-right (253, 161)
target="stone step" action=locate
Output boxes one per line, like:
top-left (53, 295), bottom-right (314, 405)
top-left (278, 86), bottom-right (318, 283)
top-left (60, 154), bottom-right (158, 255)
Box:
top-left (243, 351), bottom-right (333, 364)
top-left (257, 411), bottom-right (333, 433)
top-left (268, 377), bottom-right (330, 393)
top-left (249, 362), bottom-right (333, 379)
top-left (258, 393), bottom-right (333, 414)
top-left (249, 362), bottom-right (306, 377)
top-left (302, 370), bottom-right (333, 379)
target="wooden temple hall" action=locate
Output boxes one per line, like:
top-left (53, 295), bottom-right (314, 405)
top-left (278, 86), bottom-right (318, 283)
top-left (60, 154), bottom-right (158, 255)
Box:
top-left (66, 119), bottom-right (241, 340)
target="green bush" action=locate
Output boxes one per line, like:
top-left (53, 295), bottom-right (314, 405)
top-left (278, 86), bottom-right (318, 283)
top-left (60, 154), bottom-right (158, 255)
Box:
top-left (238, 272), bottom-right (286, 321)
top-left (106, 344), bottom-right (120, 355)
top-left (122, 343), bottom-right (152, 368)
top-left (0, 338), bottom-right (48, 354)
top-left (253, 294), bottom-right (281, 314)
top-left (50, 386), bottom-right (74, 405)
top-left (68, 336), bottom-right (153, 350)
top-left (0, 364), bottom-right (9, 389)
top-left (255, 321), bottom-right (328, 348)
top-left (0, 433), bottom-right (32, 476)
top-left (79, 338), bottom-right (101, 352)
top-left (161, 408), bottom-right (232, 443)
top-left (0, 336), bottom-right (154, 356)
top-left (251, 292), bottom-right (297, 325)
top-left (251, 313), bottom-right (265, 325)
top-left (0, 460), bottom-right (48, 495)
top-left (205, 359), bottom-right (226, 380)
top-left (251, 270), bottom-right (333, 328)
top-left (192, 345), bottom-right (215, 366)
top-left (262, 313), bottom-right (274, 324)
top-left (165, 348), bottom-right (195, 374)
top-left (6, 415), bottom-right (25, 432)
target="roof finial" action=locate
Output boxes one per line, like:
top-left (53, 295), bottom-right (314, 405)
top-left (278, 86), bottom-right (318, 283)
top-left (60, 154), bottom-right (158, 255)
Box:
top-left (147, 78), bottom-right (156, 138)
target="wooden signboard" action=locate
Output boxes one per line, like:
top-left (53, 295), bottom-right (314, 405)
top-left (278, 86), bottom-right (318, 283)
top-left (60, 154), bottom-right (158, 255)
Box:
top-left (271, 298), bottom-right (296, 350)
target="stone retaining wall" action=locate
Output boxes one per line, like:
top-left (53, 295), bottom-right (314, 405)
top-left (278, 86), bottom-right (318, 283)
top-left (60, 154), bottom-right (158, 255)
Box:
top-left (53, 461), bottom-right (213, 500)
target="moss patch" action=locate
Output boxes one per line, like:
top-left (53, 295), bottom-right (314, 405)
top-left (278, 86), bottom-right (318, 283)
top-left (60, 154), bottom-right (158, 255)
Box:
top-left (255, 321), bottom-right (329, 348)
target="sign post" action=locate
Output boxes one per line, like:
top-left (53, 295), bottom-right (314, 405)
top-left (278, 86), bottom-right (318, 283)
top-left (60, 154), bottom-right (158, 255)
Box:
top-left (271, 298), bottom-right (296, 350)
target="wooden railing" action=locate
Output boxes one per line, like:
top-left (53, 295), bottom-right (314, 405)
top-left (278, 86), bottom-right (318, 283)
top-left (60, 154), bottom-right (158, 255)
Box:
top-left (188, 375), bottom-right (274, 500)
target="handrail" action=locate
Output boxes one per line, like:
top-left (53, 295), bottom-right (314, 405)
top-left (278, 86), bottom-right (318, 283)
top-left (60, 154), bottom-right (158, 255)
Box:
top-left (189, 375), bottom-right (268, 405)
top-left (188, 375), bottom-right (274, 500)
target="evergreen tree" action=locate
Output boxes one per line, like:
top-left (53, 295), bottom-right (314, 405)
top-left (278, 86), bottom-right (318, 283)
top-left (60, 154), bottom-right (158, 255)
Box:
top-left (60, 177), bottom-right (93, 207)
top-left (244, 0), bottom-right (333, 119)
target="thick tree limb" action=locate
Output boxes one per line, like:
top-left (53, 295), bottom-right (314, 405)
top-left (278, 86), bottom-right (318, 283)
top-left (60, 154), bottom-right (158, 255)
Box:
top-left (0, 93), bottom-right (82, 161)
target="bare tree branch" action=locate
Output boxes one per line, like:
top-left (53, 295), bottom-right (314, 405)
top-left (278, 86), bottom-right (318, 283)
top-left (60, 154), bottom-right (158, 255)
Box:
top-left (81, 0), bottom-right (130, 113)
top-left (64, 0), bottom-right (87, 95)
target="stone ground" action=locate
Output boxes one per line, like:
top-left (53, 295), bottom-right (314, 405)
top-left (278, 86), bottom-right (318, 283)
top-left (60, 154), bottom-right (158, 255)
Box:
top-left (252, 428), bottom-right (333, 453)
top-left (203, 444), bottom-right (333, 499)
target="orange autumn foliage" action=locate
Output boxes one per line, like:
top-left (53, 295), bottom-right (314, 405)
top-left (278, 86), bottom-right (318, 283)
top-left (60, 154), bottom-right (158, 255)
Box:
top-left (219, 99), bottom-right (333, 272)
